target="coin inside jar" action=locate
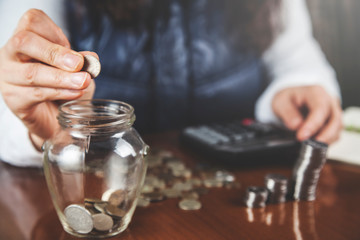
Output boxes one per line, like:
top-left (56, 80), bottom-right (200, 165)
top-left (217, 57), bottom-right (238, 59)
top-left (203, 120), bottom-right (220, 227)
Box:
top-left (64, 204), bottom-right (94, 234)
top-left (92, 213), bottom-right (114, 231)
top-left (105, 205), bottom-right (126, 218)
top-left (108, 189), bottom-right (126, 207)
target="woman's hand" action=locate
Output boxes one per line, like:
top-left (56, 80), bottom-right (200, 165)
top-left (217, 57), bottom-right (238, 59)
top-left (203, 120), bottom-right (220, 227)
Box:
top-left (0, 9), bottom-right (96, 150)
top-left (272, 85), bottom-right (342, 144)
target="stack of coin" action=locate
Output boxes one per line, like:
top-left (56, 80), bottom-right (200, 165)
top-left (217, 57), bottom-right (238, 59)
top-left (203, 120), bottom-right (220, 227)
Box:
top-left (292, 139), bottom-right (328, 201)
top-left (264, 173), bottom-right (288, 204)
top-left (139, 148), bottom-right (241, 211)
top-left (64, 188), bottom-right (130, 235)
top-left (244, 186), bottom-right (268, 208)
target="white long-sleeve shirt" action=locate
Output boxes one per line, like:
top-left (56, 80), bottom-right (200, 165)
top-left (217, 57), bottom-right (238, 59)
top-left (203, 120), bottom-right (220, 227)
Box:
top-left (0, 0), bottom-right (341, 167)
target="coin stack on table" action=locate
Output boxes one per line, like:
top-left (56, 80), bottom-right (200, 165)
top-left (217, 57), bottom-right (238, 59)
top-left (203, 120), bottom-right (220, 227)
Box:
top-left (138, 148), bottom-right (241, 211)
top-left (244, 186), bottom-right (269, 208)
top-left (243, 139), bottom-right (329, 208)
top-left (292, 139), bottom-right (328, 201)
top-left (264, 173), bottom-right (288, 204)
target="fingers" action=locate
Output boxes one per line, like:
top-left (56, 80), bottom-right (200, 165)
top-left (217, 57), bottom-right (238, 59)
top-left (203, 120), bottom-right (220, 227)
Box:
top-left (3, 83), bottom-right (84, 110)
top-left (7, 30), bottom-right (84, 71)
top-left (15, 9), bottom-right (70, 48)
top-left (7, 62), bottom-right (91, 90)
top-left (273, 91), bottom-right (304, 130)
top-left (296, 91), bottom-right (331, 141)
top-left (315, 99), bottom-right (343, 144)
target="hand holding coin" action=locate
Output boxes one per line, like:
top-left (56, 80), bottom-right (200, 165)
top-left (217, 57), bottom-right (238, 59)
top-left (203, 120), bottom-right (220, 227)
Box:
top-left (0, 9), bottom-right (100, 150)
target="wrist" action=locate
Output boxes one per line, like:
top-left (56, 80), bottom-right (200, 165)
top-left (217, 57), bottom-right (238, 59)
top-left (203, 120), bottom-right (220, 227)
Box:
top-left (28, 132), bottom-right (45, 152)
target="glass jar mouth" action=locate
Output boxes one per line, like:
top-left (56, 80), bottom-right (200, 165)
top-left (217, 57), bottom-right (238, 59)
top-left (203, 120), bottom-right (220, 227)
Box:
top-left (58, 99), bottom-right (135, 132)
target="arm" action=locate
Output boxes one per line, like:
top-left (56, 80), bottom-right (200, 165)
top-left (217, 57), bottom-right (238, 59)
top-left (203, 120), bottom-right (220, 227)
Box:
top-left (255, 0), bottom-right (342, 143)
top-left (0, 0), bottom-right (68, 167)
top-left (0, 9), bottom-right (96, 167)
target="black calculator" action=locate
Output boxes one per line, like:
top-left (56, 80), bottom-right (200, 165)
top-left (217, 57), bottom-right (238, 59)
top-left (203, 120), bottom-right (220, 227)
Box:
top-left (180, 119), bottom-right (300, 163)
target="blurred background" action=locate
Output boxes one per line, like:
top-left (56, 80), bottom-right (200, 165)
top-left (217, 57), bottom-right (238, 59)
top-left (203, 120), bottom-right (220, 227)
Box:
top-left (307, 0), bottom-right (360, 108)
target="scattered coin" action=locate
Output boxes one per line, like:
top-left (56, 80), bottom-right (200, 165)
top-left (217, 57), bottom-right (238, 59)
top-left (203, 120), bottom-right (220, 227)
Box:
top-left (137, 197), bottom-right (151, 207)
top-left (142, 191), bottom-right (165, 202)
top-left (215, 170), bottom-right (235, 183)
top-left (178, 199), bottom-right (202, 211)
top-left (193, 186), bottom-right (209, 195)
top-left (181, 191), bottom-right (199, 200)
top-left (141, 184), bottom-right (155, 194)
top-left (82, 55), bottom-right (101, 78)
top-left (204, 179), bottom-right (223, 188)
top-left (140, 148), bottom-right (241, 212)
top-left (64, 204), bottom-right (94, 234)
top-left (163, 188), bottom-right (180, 198)
top-left (92, 213), bottom-right (114, 231)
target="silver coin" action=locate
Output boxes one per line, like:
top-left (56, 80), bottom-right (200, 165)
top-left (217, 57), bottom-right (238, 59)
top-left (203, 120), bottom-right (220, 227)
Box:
top-left (142, 191), bottom-right (165, 202)
top-left (105, 205), bottom-right (126, 218)
top-left (94, 202), bottom-right (107, 213)
top-left (108, 189), bottom-right (126, 207)
top-left (204, 178), bottom-right (223, 188)
top-left (82, 55), bottom-right (101, 78)
top-left (178, 199), bottom-right (202, 211)
top-left (137, 197), bottom-right (150, 207)
top-left (64, 204), bottom-right (93, 234)
top-left (141, 184), bottom-right (155, 194)
top-left (181, 191), bottom-right (199, 200)
top-left (92, 213), bottom-right (114, 231)
top-left (163, 188), bottom-right (180, 198)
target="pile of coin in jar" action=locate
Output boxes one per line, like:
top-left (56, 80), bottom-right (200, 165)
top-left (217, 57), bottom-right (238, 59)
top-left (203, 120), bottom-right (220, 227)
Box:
top-left (64, 188), bottom-right (132, 235)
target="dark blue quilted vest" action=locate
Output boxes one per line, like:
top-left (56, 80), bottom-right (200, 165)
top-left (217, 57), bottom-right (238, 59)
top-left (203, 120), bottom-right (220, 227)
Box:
top-left (67, 0), bottom-right (266, 133)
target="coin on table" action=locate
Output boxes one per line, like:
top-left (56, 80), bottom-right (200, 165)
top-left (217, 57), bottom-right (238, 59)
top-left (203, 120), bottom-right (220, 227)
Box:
top-left (92, 213), bottom-right (114, 231)
top-left (181, 191), bottom-right (199, 200)
top-left (142, 191), bottom-right (165, 202)
top-left (105, 205), bottom-right (126, 218)
top-left (137, 197), bottom-right (150, 207)
top-left (64, 204), bottom-right (94, 234)
top-left (193, 186), bottom-right (209, 195)
top-left (204, 178), bottom-right (223, 188)
top-left (163, 188), bottom-right (180, 198)
top-left (141, 184), bottom-right (155, 194)
top-left (178, 199), bottom-right (202, 211)
top-left (82, 55), bottom-right (101, 78)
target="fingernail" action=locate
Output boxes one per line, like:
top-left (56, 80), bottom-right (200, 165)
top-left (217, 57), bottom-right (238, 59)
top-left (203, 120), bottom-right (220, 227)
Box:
top-left (70, 73), bottom-right (87, 87)
top-left (63, 53), bottom-right (82, 70)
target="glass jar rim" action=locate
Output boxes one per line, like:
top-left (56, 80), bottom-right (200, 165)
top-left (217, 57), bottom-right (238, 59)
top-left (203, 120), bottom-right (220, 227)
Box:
top-left (58, 99), bottom-right (135, 131)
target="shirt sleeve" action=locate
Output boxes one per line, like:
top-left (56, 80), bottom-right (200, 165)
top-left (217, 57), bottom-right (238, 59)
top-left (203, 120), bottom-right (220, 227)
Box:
top-left (0, 0), bottom-right (67, 167)
top-left (0, 95), bottom-right (43, 167)
top-left (255, 0), bottom-right (341, 123)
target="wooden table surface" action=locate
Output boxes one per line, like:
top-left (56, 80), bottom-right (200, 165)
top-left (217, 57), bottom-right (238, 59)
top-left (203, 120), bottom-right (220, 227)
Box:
top-left (1, 132), bottom-right (360, 240)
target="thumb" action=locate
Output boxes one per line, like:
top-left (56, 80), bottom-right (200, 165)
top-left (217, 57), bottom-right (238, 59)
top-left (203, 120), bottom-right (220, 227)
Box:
top-left (273, 92), bottom-right (304, 130)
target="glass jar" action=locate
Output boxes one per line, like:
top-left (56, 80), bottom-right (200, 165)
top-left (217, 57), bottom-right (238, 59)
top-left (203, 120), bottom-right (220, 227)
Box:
top-left (42, 99), bottom-right (149, 238)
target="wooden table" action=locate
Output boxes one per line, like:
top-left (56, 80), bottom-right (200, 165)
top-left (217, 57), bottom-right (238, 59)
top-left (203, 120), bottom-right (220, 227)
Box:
top-left (1, 132), bottom-right (360, 240)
